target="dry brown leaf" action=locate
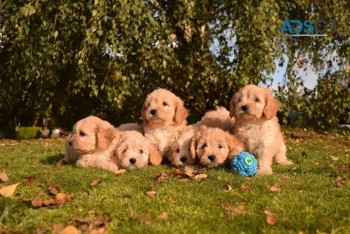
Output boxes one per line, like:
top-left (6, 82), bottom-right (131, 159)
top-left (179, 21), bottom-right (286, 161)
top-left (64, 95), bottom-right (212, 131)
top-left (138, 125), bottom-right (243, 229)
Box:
top-left (170, 33), bottom-right (177, 41)
top-left (156, 212), bottom-right (169, 220)
top-left (90, 179), bottom-right (103, 187)
top-left (48, 185), bottom-right (60, 195)
top-left (150, 182), bottom-right (156, 191)
top-left (22, 176), bottom-right (37, 185)
top-left (144, 191), bottom-right (157, 197)
top-left (225, 184), bottom-right (232, 191)
top-left (264, 210), bottom-right (278, 225)
top-left (278, 175), bottom-right (290, 183)
top-left (269, 185), bottom-right (281, 192)
top-left (56, 192), bottom-right (72, 206)
top-left (341, 165), bottom-right (350, 172)
top-left (0, 171), bottom-right (8, 182)
top-left (42, 199), bottom-right (57, 206)
top-left (222, 203), bottom-right (247, 216)
top-left (178, 178), bottom-right (189, 183)
top-left (0, 183), bottom-right (20, 197)
top-left (115, 169), bottom-right (126, 176)
top-left (154, 172), bottom-right (169, 182)
top-left (172, 168), bottom-right (182, 176)
top-left (131, 213), bottom-right (151, 223)
top-left (59, 225), bottom-right (81, 234)
top-left (168, 197), bottom-right (174, 204)
top-left (335, 176), bottom-right (347, 187)
top-left (193, 173), bottom-right (207, 180)
top-left (240, 184), bottom-right (253, 191)
top-left (31, 196), bottom-right (43, 208)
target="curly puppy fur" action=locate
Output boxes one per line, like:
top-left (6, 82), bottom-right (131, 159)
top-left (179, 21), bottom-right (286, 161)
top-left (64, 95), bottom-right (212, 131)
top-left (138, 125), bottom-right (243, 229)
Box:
top-left (197, 106), bottom-right (235, 132)
top-left (112, 131), bottom-right (161, 170)
top-left (169, 125), bottom-right (196, 167)
top-left (142, 88), bottom-right (189, 162)
top-left (63, 116), bottom-right (119, 173)
top-left (190, 127), bottom-right (244, 168)
top-left (229, 84), bottom-right (293, 175)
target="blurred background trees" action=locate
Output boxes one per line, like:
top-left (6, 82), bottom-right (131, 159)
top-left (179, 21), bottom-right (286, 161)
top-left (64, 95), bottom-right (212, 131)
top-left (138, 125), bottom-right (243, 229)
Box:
top-left (0, 0), bottom-right (349, 137)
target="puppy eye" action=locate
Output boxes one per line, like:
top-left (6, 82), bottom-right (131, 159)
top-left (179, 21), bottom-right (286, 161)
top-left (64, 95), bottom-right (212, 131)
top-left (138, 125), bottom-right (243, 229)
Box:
top-left (237, 98), bottom-right (242, 103)
top-left (218, 144), bottom-right (223, 149)
top-left (254, 97), bottom-right (260, 102)
top-left (162, 101), bottom-right (168, 106)
top-left (139, 150), bottom-right (144, 154)
top-left (79, 131), bottom-right (86, 137)
top-left (176, 148), bottom-right (180, 153)
top-left (123, 149), bottom-right (127, 153)
top-left (201, 144), bottom-right (207, 149)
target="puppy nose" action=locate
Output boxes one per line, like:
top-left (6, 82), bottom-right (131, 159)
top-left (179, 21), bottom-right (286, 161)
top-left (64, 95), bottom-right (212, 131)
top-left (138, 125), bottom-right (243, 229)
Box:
top-left (241, 105), bottom-right (248, 112)
top-left (180, 156), bottom-right (187, 163)
top-left (208, 155), bottom-right (216, 162)
top-left (69, 141), bottom-right (72, 146)
top-left (150, 109), bottom-right (157, 115)
top-left (129, 158), bottom-right (136, 164)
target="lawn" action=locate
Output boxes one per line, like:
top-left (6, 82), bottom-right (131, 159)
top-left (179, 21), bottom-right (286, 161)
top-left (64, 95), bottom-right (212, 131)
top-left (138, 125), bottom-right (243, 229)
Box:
top-left (0, 129), bottom-right (349, 233)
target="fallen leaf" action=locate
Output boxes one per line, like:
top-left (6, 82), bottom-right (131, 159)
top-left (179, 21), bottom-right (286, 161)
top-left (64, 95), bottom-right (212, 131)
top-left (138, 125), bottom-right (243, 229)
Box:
top-left (59, 225), bottom-right (80, 234)
top-left (240, 184), bottom-right (253, 191)
top-left (31, 196), bottom-right (43, 208)
top-left (144, 191), bottom-right (157, 197)
top-left (56, 193), bottom-right (72, 206)
top-left (42, 199), bottom-right (57, 206)
top-left (172, 168), bottom-right (182, 176)
top-left (150, 182), bottom-right (156, 191)
top-left (278, 175), bottom-right (290, 183)
top-left (131, 213), bottom-right (151, 223)
top-left (48, 185), bottom-right (60, 195)
top-left (22, 176), bottom-right (37, 185)
top-left (222, 203), bottom-right (247, 216)
top-left (335, 176), bottom-right (346, 187)
top-left (168, 197), bottom-right (174, 203)
top-left (0, 171), bottom-right (8, 182)
top-left (170, 33), bottom-right (177, 41)
top-left (264, 210), bottom-right (278, 225)
top-left (225, 183), bottom-right (232, 191)
top-left (156, 212), bottom-right (169, 220)
top-left (301, 151), bottom-right (307, 157)
top-left (55, 161), bottom-right (63, 170)
top-left (0, 183), bottom-right (20, 197)
top-left (341, 165), bottom-right (350, 172)
top-left (115, 169), bottom-right (126, 176)
top-left (330, 156), bottom-right (339, 161)
top-left (178, 178), bottom-right (189, 183)
top-left (193, 173), bottom-right (207, 180)
top-left (90, 179), bottom-right (103, 187)
top-left (269, 185), bottom-right (281, 192)
top-left (154, 172), bottom-right (169, 182)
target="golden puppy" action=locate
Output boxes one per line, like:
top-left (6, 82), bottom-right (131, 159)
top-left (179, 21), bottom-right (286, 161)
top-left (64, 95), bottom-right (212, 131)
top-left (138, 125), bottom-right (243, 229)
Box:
top-left (63, 116), bottom-right (119, 173)
top-left (169, 126), bottom-right (196, 167)
top-left (229, 84), bottom-right (293, 175)
top-left (142, 88), bottom-right (189, 162)
top-left (113, 131), bottom-right (161, 170)
top-left (190, 127), bottom-right (244, 168)
top-left (197, 106), bottom-right (235, 132)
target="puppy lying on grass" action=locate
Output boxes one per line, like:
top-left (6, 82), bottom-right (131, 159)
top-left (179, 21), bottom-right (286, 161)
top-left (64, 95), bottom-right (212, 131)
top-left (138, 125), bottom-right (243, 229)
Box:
top-left (62, 116), bottom-right (119, 173)
top-left (190, 126), bottom-right (244, 168)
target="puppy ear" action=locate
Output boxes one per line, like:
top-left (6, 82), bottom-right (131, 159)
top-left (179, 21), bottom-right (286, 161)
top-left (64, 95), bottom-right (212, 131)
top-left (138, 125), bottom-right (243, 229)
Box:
top-left (226, 133), bottom-right (244, 159)
top-left (148, 143), bottom-right (162, 166)
top-left (141, 104), bottom-right (149, 124)
top-left (190, 131), bottom-right (200, 159)
top-left (229, 95), bottom-right (236, 118)
top-left (173, 98), bottom-right (189, 125)
top-left (96, 127), bottom-right (116, 150)
top-left (263, 89), bottom-right (280, 119)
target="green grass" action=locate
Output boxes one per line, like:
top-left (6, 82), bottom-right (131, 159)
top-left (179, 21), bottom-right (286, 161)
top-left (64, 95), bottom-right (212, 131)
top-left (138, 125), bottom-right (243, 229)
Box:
top-left (0, 130), bottom-right (349, 233)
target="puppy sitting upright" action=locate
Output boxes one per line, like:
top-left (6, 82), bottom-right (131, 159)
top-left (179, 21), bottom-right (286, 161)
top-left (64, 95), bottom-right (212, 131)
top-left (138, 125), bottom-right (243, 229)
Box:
top-left (63, 116), bottom-right (119, 173)
top-left (190, 127), bottom-right (244, 168)
top-left (229, 84), bottom-right (293, 175)
top-left (142, 88), bottom-right (189, 163)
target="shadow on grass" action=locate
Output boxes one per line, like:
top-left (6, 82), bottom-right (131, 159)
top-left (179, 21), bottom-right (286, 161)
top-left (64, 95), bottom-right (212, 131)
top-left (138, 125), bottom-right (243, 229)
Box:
top-left (40, 154), bottom-right (64, 166)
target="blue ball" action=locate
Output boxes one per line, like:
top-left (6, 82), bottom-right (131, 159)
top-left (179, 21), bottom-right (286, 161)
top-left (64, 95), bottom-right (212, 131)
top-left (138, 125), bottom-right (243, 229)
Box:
top-left (230, 151), bottom-right (258, 176)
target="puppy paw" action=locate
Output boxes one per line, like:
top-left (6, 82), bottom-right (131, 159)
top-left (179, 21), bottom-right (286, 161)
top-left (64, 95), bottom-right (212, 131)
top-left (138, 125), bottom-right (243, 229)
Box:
top-left (256, 168), bottom-right (273, 176)
top-left (277, 159), bottom-right (294, 166)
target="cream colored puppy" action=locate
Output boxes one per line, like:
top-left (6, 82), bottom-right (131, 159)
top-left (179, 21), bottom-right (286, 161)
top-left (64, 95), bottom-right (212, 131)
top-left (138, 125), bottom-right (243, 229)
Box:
top-left (63, 116), bottom-right (119, 173)
top-left (197, 106), bottom-right (235, 132)
top-left (169, 126), bottom-right (196, 167)
top-left (113, 131), bottom-right (161, 170)
top-left (229, 84), bottom-right (293, 175)
top-left (190, 127), bottom-right (244, 168)
top-left (142, 88), bottom-right (189, 163)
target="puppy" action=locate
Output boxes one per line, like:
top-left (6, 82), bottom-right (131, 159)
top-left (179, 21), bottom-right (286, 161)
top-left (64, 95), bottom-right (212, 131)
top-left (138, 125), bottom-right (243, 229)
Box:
top-left (229, 84), bottom-right (293, 175)
top-left (117, 123), bottom-right (143, 133)
top-left (142, 88), bottom-right (189, 163)
top-left (112, 131), bottom-right (161, 170)
top-left (63, 116), bottom-right (119, 173)
top-left (197, 106), bottom-right (235, 132)
top-left (190, 127), bottom-right (244, 168)
top-left (169, 125), bottom-right (196, 167)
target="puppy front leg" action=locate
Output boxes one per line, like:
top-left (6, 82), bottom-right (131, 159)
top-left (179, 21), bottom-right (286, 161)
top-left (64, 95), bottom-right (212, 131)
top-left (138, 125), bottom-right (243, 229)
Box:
top-left (274, 143), bottom-right (293, 165)
top-left (256, 152), bottom-right (273, 176)
top-left (77, 156), bottom-right (119, 173)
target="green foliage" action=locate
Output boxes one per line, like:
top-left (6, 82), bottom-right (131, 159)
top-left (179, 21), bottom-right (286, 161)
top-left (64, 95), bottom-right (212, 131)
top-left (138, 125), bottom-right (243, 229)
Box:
top-left (16, 127), bottom-right (42, 139)
top-left (0, 0), bottom-right (349, 136)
